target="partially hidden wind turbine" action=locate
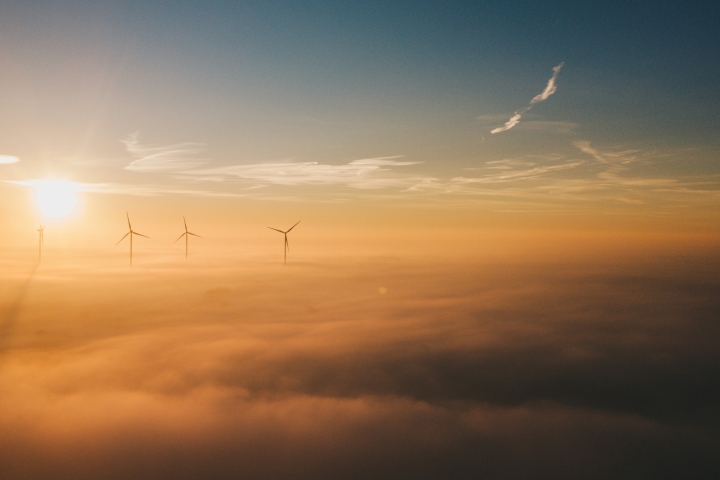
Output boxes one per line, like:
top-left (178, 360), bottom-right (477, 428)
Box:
top-left (37, 224), bottom-right (44, 261)
top-left (268, 221), bottom-right (300, 265)
top-left (116, 212), bottom-right (149, 266)
top-left (174, 216), bottom-right (202, 258)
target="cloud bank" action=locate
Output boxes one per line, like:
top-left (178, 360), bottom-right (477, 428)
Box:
top-left (492, 62), bottom-right (564, 134)
top-left (1, 251), bottom-right (719, 478)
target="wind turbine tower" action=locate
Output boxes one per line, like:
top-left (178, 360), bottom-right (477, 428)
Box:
top-left (37, 224), bottom-right (44, 261)
top-left (267, 221), bottom-right (300, 265)
top-left (116, 212), bottom-right (149, 266)
top-left (174, 216), bottom-right (202, 258)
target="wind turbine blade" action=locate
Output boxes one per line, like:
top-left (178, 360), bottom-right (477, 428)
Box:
top-left (187, 232), bottom-right (202, 238)
top-left (285, 236), bottom-right (289, 253)
top-left (174, 232), bottom-right (186, 243)
top-left (126, 211), bottom-right (132, 230)
top-left (183, 216), bottom-right (187, 231)
top-left (116, 231), bottom-right (131, 245)
top-left (286, 220), bottom-right (301, 233)
top-left (267, 227), bottom-right (285, 234)
top-left (133, 232), bottom-right (150, 239)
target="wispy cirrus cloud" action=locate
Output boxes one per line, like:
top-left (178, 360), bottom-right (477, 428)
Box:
top-left (399, 146), bottom-right (720, 210)
top-left (122, 132), bottom-right (208, 172)
top-left (0, 155), bottom-right (19, 164)
top-left (9, 155), bottom-right (426, 198)
top-left (574, 140), bottom-right (608, 164)
top-left (530, 63), bottom-right (564, 104)
top-left (6, 179), bottom-right (253, 198)
top-left (9, 136), bottom-right (715, 210)
top-left (182, 156), bottom-right (422, 189)
top-left (492, 113), bottom-right (523, 134)
top-left (451, 160), bottom-right (583, 185)
top-left (574, 140), bottom-right (640, 165)
top-left (476, 117), bottom-right (575, 136)
top-left (491, 63), bottom-right (564, 134)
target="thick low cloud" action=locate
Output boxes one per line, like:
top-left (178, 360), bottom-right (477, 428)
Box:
top-left (1, 248), bottom-right (719, 479)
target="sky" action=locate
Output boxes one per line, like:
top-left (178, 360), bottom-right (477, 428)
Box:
top-left (1, 1), bottom-right (720, 478)
top-left (1, 0), bottom-right (719, 236)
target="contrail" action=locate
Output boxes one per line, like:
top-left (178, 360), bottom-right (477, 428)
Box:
top-left (492, 62), bottom-right (564, 134)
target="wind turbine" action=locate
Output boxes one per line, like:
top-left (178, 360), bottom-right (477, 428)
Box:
top-left (174, 216), bottom-right (202, 258)
top-left (37, 224), bottom-right (44, 261)
top-left (116, 212), bottom-right (149, 266)
top-left (268, 221), bottom-right (300, 265)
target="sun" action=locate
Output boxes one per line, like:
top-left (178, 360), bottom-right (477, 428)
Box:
top-left (35, 180), bottom-right (80, 219)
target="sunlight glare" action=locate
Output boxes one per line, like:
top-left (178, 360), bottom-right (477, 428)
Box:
top-left (35, 180), bottom-right (80, 219)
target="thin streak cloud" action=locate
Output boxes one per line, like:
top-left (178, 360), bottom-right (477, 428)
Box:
top-left (6, 180), bottom-right (252, 198)
top-left (491, 62), bottom-right (564, 134)
top-left (123, 132), bottom-right (208, 172)
top-left (492, 113), bottom-right (523, 134)
top-left (183, 156), bottom-right (421, 189)
top-left (574, 140), bottom-right (608, 163)
top-left (0, 155), bottom-right (19, 164)
top-left (6, 144), bottom-right (715, 209)
top-left (400, 147), bottom-right (720, 209)
top-left (451, 161), bottom-right (583, 184)
top-left (574, 141), bottom-right (640, 166)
